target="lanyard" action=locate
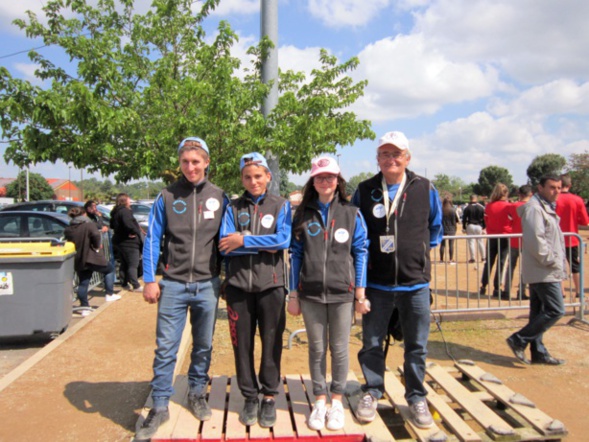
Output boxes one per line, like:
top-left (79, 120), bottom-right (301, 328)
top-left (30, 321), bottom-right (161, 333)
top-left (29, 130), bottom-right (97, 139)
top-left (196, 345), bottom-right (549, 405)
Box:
top-left (381, 173), bottom-right (406, 233)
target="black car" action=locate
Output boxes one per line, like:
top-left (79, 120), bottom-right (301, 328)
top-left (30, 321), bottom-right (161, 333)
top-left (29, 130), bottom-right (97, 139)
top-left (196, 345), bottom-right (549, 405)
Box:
top-left (0, 211), bottom-right (71, 239)
top-left (0, 200), bottom-right (111, 223)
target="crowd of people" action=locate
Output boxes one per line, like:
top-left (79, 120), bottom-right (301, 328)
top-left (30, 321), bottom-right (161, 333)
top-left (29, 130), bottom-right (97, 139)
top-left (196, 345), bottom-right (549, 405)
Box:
top-left (63, 132), bottom-right (585, 439)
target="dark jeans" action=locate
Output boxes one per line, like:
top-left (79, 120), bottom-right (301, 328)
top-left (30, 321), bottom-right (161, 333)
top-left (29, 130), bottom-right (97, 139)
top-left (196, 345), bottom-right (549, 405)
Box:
top-left (481, 237), bottom-right (509, 294)
top-left (77, 262), bottom-right (115, 307)
top-left (509, 282), bottom-right (565, 359)
top-left (439, 238), bottom-right (455, 261)
top-left (225, 285), bottom-right (286, 399)
top-left (116, 242), bottom-right (141, 289)
top-left (359, 286), bottom-right (430, 404)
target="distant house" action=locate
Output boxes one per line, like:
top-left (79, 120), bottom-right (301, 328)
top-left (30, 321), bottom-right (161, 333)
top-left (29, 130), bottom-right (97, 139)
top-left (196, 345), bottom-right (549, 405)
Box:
top-left (289, 190), bottom-right (302, 208)
top-left (0, 177), bottom-right (82, 201)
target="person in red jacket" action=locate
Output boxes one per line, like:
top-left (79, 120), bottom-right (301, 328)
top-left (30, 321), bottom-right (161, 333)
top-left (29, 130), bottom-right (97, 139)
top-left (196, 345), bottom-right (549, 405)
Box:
top-left (480, 183), bottom-right (512, 298)
top-left (506, 185), bottom-right (532, 299)
top-left (555, 174), bottom-right (589, 297)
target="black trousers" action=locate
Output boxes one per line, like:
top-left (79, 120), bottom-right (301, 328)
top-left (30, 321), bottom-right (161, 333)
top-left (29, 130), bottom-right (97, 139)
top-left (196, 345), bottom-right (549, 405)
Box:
top-left (115, 242), bottom-right (141, 289)
top-left (225, 285), bottom-right (286, 399)
top-left (481, 237), bottom-right (509, 293)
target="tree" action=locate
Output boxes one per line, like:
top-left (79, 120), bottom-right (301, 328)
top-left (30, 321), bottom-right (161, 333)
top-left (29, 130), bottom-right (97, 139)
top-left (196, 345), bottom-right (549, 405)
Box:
top-left (567, 151), bottom-right (589, 200)
top-left (473, 166), bottom-right (513, 197)
top-left (278, 169), bottom-right (300, 198)
top-left (432, 174), bottom-right (470, 202)
top-left (346, 172), bottom-right (373, 196)
top-left (0, 0), bottom-right (374, 192)
top-left (6, 171), bottom-right (54, 201)
top-left (526, 153), bottom-right (566, 187)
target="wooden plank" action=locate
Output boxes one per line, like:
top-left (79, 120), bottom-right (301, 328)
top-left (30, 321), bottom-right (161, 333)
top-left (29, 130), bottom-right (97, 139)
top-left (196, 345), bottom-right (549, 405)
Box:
top-left (201, 375), bottom-right (227, 442)
top-left (285, 374), bottom-right (319, 439)
top-left (339, 372), bottom-right (370, 442)
top-left (455, 362), bottom-right (568, 438)
top-left (225, 376), bottom-right (247, 441)
top-left (383, 370), bottom-right (448, 442)
top-left (402, 368), bottom-right (481, 442)
top-left (302, 374), bottom-right (343, 439)
top-left (345, 371), bottom-right (395, 442)
top-left (169, 375), bottom-right (202, 440)
top-left (426, 363), bottom-right (518, 441)
top-left (152, 374), bottom-right (190, 441)
top-left (273, 377), bottom-right (296, 440)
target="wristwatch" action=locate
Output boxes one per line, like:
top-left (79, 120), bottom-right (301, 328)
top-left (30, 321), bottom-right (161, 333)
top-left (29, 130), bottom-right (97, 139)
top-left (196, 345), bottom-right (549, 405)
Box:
top-left (356, 297), bottom-right (367, 304)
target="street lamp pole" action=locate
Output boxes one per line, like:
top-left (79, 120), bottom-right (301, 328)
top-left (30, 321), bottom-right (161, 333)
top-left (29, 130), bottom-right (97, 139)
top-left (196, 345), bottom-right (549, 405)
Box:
top-left (68, 166), bottom-right (72, 200)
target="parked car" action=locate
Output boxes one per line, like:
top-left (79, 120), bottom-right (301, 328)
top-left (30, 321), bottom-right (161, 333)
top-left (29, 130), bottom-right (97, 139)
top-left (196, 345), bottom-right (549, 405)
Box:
top-left (130, 203), bottom-right (152, 225)
top-left (0, 211), bottom-right (70, 239)
top-left (0, 200), bottom-right (112, 224)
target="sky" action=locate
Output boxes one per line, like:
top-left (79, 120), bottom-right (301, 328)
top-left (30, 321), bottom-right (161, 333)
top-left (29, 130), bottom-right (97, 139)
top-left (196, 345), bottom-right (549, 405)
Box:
top-left (1, 0), bottom-right (589, 187)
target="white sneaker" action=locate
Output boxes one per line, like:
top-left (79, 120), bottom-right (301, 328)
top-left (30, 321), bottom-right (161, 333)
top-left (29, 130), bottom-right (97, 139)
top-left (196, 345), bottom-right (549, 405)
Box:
top-left (326, 400), bottom-right (345, 431)
top-left (80, 309), bottom-right (92, 317)
top-left (308, 400), bottom-right (327, 431)
top-left (105, 294), bottom-right (122, 302)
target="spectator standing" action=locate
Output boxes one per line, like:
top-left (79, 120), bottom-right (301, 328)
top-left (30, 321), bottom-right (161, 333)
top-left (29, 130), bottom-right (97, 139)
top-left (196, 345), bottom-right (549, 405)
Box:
top-left (64, 207), bottom-right (120, 316)
top-left (480, 183), bottom-right (512, 298)
top-left (506, 185), bottom-right (532, 299)
top-left (506, 176), bottom-right (566, 365)
top-left (439, 197), bottom-right (459, 263)
top-left (462, 195), bottom-right (486, 263)
top-left (555, 174), bottom-right (589, 297)
top-left (84, 200), bottom-right (108, 233)
top-left (352, 131), bottom-right (442, 429)
top-left (218, 152), bottom-right (291, 428)
top-left (288, 157), bottom-right (368, 431)
top-left (136, 137), bottom-right (228, 440)
top-left (110, 193), bottom-right (144, 291)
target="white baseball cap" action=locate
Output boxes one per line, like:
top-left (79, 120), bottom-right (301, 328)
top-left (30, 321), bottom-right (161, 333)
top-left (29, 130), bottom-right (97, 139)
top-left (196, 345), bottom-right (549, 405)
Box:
top-left (310, 156), bottom-right (340, 177)
top-left (377, 131), bottom-right (409, 152)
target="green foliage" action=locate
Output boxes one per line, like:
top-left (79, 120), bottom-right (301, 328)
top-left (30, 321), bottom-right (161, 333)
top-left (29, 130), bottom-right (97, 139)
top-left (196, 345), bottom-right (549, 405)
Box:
top-left (73, 178), bottom-right (165, 203)
top-left (278, 169), bottom-right (300, 198)
top-left (432, 174), bottom-right (471, 203)
top-left (346, 172), bottom-right (373, 196)
top-left (526, 153), bottom-right (566, 187)
top-left (473, 165), bottom-right (513, 197)
top-left (6, 171), bottom-right (54, 201)
top-left (0, 0), bottom-right (374, 192)
top-left (567, 151), bottom-right (589, 200)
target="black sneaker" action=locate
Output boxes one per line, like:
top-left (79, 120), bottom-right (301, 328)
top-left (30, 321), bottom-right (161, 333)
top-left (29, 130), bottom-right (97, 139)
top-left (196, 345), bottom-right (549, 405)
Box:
top-left (239, 398), bottom-right (259, 426)
top-left (506, 337), bottom-right (530, 364)
top-left (188, 392), bottom-right (212, 421)
top-left (136, 407), bottom-right (170, 440)
top-left (258, 397), bottom-right (276, 428)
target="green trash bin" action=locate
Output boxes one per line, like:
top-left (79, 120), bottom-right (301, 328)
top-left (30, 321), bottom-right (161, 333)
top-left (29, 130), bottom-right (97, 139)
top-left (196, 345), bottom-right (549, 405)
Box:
top-left (0, 240), bottom-right (76, 338)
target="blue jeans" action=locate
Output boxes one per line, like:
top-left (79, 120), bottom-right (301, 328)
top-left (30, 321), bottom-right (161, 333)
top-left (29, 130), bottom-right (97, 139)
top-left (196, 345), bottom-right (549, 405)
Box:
top-left (358, 286), bottom-right (430, 404)
top-left (76, 262), bottom-right (115, 307)
top-left (151, 277), bottom-right (220, 408)
top-left (509, 282), bottom-right (564, 359)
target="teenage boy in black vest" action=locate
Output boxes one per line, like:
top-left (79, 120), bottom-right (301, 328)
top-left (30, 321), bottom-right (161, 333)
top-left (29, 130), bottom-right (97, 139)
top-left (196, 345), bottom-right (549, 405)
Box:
top-left (352, 131), bottom-right (443, 429)
top-left (219, 152), bottom-right (292, 428)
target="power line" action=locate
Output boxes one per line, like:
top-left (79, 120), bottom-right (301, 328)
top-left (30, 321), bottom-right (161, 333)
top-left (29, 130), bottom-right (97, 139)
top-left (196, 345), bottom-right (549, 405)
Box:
top-left (0, 44), bottom-right (49, 60)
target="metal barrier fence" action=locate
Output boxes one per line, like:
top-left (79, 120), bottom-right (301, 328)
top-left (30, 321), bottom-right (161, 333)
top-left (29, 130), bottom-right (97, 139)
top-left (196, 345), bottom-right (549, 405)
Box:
top-left (431, 232), bottom-right (586, 324)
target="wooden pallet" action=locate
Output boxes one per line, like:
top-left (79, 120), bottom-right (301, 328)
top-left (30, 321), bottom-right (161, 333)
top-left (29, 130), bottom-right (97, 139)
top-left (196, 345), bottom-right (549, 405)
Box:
top-left (141, 374), bottom-right (366, 441)
top-left (356, 361), bottom-right (567, 442)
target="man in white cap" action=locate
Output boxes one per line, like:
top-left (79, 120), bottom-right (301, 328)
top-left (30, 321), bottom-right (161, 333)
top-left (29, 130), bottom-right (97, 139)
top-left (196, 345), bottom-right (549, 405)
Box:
top-left (352, 131), bottom-right (442, 428)
top-left (137, 137), bottom-right (229, 439)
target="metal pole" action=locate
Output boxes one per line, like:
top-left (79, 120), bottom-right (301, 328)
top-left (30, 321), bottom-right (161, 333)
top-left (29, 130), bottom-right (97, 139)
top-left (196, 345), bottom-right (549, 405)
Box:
top-left (26, 168), bottom-right (30, 201)
top-left (261, 0), bottom-right (280, 195)
top-left (68, 166), bottom-right (72, 200)
top-left (80, 169), bottom-right (84, 201)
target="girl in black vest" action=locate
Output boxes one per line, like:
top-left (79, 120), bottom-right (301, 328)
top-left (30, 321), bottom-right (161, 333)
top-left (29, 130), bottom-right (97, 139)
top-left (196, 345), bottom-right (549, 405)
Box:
top-left (288, 157), bottom-right (368, 431)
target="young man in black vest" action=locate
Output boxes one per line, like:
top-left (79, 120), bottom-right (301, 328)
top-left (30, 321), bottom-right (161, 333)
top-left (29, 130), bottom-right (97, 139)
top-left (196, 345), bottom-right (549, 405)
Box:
top-left (352, 131), bottom-right (443, 429)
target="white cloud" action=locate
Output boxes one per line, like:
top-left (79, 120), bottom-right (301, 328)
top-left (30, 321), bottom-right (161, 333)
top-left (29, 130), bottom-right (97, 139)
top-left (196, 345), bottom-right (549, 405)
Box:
top-left (278, 45), bottom-right (324, 74)
top-left (13, 63), bottom-right (43, 85)
top-left (209, 0), bottom-right (259, 16)
top-left (351, 34), bottom-right (502, 120)
top-left (412, 0), bottom-right (589, 84)
top-left (307, 0), bottom-right (391, 28)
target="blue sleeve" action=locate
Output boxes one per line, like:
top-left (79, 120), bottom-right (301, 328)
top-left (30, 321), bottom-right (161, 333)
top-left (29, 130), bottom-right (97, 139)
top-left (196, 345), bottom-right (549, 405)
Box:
top-left (352, 211), bottom-right (369, 288)
top-left (242, 201), bottom-right (292, 251)
top-left (142, 193), bottom-right (166, 283)
top-left (219, 202), bottom-right (256, 257)
top-left (429, 186), bottom-right (443, 248)
top-left (289, 233), bottom-right (304, 291)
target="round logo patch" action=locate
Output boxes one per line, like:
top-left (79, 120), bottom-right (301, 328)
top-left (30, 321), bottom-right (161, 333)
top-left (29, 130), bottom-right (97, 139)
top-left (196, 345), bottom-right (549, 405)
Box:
top-left (206, 198), bottom-right (220, 212)
top-left (334, 228), bottom-right (350, 243)
top-left (372, 203), bottom-right (386, 218)
top-left (307, 222), bottom-right (322, 237)
top-left (172, 200), bottom-right (187, 214)
top-left (261, 214), bottom-right (275, 229)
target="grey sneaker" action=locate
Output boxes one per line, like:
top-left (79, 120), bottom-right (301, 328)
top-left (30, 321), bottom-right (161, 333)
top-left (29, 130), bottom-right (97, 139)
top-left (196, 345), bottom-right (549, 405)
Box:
top-left (258, 397), bottom-right (276, 428)
top-left (188, 392), bottom-right (212, 421)
top-left (409, 400), bottom-right (433, 429)
top-left (239, 398), bottom-right (259, 426)
top-left (356, 393), bottom-right (377, 423)
top-left (136, 407), bottom-right (170, 440)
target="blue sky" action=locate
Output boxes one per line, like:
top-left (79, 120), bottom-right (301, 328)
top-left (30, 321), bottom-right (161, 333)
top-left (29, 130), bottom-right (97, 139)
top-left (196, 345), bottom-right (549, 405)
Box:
top-left (2, 0), bottom-right (589, 187)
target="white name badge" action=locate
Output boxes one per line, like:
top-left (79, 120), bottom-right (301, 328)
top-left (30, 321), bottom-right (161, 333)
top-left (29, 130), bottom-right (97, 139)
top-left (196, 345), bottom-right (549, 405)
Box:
top-left (261, 214), bottom-right (275, 228)
top-left (372, 203), bottom-right (386, 219)
top-left (205, 198), bottom-right (220, 212)
top-left (380, 235), bottom-right (396, 254)
top-left (334, 228), bottom-right (350, 243)
top-left (204, 211), bottom-right (215, 219)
